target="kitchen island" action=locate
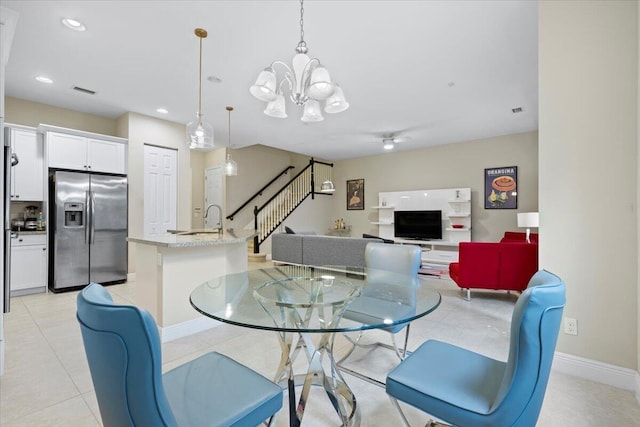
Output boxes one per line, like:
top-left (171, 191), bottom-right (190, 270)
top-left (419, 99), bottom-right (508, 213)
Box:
top-left (128, 229), bottom-right (256, 342)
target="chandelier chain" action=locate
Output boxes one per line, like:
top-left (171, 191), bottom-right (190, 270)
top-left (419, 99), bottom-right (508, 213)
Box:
top-left (299, 0), bottom-right (305, 43)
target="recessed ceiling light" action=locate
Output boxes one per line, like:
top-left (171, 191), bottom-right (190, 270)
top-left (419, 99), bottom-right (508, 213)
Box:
top-left (35, 76), bottom-right (53, 84)
top-left (156, 108), bottom-right (169, 114)
top-left (61, 18), bottom-right (86, 31)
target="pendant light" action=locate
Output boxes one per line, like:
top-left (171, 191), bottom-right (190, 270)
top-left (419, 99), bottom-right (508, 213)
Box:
top-left (186, 28), bottom-right (214, 151)
top-left (224, 106), bottom-right (238, 176)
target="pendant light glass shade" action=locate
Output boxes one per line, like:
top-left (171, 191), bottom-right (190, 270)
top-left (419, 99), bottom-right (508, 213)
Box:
top-left (301, 99), bottom-right (324, 122)
top-left (187, 114), bottom-right (214, 150)
top-left (187, 28), bottom-right (215, 151)
top-left (224, 106), bottom-right (238, 176)
top-left (224, 153), bottom-right (238, 176)
top-left (324, 85), bottom-right (350, 114)
top-left (249, 69), bottom-right (278, 102)
top-left (264, 93), bottom-right (287, 118)
top-left (320, 180), bottom-right (336, 193)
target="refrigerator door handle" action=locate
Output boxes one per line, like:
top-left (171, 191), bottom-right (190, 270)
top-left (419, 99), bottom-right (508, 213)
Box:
top-left (85, 191), bottom-right (91, 244)
top-left (90, 191), bottom-right (96, 244)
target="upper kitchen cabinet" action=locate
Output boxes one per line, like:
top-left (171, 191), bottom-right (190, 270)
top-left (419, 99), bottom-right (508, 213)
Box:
top-left (44, 127), bottom-right (127, 175)
top-left (8, 126), bottom-right (43, 201)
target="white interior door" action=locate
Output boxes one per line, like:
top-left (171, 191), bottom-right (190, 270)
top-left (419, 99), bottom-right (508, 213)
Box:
top-left (204, 167), bottom-right (223, 229)
top-left (144, 145), bottom-right (177, 236)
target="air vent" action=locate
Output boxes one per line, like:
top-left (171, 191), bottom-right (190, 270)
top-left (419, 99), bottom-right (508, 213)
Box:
top-left (73, 86), bottom-right (96, 95)
top-left (512, 107), bottom-right (523, 113)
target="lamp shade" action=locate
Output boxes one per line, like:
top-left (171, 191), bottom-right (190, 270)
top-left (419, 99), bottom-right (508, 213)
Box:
top-left (250, 69), bottom-right (277, 102)
top-left (324, 85), bottom-right (349, 114)
top-left (320, 180), bottom-right (335, 193)
top-left (517, 212), bottom-right (539, 228)
top-left (186, 115), bottom-right (214, 151)
top-left (307, 66), bottom-right (335, 100)
top-left (264, 93), bottom-right (287, 118)
top-left (301, 99), bottom-right (324, 122)
top-left (224, 154), bottom-right (238, 176)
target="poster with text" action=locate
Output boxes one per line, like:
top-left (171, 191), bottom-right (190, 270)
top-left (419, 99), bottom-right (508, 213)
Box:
top-left (484, 166), bottom-right (518, 209)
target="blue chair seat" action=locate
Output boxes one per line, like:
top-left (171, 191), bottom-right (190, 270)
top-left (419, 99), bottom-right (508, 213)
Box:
top-left (385, 270), bottom-right (566, 427)
top-left (387, 340), bottom-right (506, 415)
top-left (77, 283), bottom-right (282, 427)
top-left (163, 352), bottom-right (283, 427)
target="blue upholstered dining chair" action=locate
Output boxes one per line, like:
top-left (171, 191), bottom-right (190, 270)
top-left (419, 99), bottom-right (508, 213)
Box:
top-left (340, 242), bottom-right (422, 361)
top-left (386, 270), bottom-right (566, 427)
top-left (77, 283), bottom-right (282, 427)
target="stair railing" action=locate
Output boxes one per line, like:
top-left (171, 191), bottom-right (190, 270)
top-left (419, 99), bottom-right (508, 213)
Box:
top-left (226, 165), bottom-right (295, 221)
top-left (253, 158), bottom-right (333, 253)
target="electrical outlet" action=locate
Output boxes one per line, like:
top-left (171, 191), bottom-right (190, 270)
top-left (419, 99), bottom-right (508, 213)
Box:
top-left (564, 317), bottom-right (578, 336)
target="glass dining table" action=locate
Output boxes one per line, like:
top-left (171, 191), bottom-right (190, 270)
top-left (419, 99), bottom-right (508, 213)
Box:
top-left (190, 265), bottom-right (441, 427)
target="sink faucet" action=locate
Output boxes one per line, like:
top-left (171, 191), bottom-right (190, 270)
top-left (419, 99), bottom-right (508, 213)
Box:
top-left (204, 203), bottom-right (223, 233)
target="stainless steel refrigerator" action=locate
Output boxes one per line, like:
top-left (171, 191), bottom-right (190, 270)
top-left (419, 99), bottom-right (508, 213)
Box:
top-left (49, 170), bottom-right (128, 292)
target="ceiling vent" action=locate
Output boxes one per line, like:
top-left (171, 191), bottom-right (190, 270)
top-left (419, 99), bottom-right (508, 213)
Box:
top-left (73, 86), bottom-right (96, 95)
top-left (512, 107), bottom-right (523, 113)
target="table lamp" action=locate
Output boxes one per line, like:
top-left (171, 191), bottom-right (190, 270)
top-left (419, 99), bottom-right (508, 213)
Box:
top-left (517, 212), bottom-right (539, 243)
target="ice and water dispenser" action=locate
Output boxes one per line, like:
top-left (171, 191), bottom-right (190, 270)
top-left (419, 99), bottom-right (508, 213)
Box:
top-left (64, 203), bottom-right (84, 227)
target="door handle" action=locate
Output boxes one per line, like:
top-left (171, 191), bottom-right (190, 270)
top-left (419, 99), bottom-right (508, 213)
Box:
top-left (85, 191), bottom-right (91, 244)
top-left (90, 191), bottom-right (96, 244)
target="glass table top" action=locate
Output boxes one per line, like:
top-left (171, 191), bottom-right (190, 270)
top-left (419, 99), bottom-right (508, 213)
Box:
top-left (190, 265), bottom-right (442, 333)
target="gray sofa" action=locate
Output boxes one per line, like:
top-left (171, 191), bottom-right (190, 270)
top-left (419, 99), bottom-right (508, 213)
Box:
top-left (271, 233), bottom-right (383, 268)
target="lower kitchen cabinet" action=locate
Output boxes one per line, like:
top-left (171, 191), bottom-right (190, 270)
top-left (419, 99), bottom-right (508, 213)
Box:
top-left (10, 233), bottom-right (47, 296)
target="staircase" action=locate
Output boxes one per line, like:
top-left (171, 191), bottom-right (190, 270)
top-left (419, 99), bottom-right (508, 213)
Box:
top-left (252, 159), bottom-right (333, 254)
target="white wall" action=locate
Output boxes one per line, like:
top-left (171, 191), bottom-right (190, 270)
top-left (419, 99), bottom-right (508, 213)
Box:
top-left (122, 112), bottom-right (193, 274)
top-left (540, 0), bottom-right (638, 370)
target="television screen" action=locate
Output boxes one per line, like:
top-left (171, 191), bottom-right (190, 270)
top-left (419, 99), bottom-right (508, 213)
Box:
top-left (394, 210), bottom-right (442, 240)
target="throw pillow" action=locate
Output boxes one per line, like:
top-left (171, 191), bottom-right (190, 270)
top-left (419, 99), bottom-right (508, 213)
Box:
top-left (285, 226), bottom-right (295, 234)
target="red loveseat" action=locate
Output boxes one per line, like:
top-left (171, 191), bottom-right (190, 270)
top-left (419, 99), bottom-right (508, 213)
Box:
top-left (449, 232), bottom-right (538, 300)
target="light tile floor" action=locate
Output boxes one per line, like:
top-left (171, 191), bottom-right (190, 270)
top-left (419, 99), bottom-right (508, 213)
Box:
top-left (1, 261), bottom-right (639, 426)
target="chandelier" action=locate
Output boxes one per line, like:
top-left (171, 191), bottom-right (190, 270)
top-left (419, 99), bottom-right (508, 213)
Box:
top-left (186, 28), bottom-right (214, 151)
top-left (249, 0), bottom-right (349, 122)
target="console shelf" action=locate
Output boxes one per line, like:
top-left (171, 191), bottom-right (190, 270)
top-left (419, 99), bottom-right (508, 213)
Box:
top-left (373, 188), bottom-right (472, 265)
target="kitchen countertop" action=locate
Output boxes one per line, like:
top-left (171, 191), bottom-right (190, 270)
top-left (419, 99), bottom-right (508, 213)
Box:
top-left (12, 230), bottom-right (47, 235)
top-left (127, 229), bottom-right (257, 248)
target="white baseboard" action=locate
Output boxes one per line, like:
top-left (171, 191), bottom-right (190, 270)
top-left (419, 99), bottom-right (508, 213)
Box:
top-left (126, 272), bottom-right (136, 282)
top-left (553, 351), bottom-right (638, 394)
top-left (159, 317), bottom-right (222, 343)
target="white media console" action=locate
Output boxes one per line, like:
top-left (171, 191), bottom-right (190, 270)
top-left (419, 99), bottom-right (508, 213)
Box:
top-left (371, 188), bottom-right (471, 265)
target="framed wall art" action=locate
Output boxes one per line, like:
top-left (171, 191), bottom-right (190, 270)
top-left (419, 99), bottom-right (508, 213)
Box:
top-left (484, 166), bottom-right (518, 209)
top-left (346, 179), bottom-right (364, 210)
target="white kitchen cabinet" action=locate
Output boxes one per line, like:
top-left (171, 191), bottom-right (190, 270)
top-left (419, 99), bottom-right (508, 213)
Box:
top-left (9, 127), bottom-right (43, 201)
top-left (88, 138), bottom-right (126, 174)
top-left (10, 234), bottom-right (47, 295)
top-left (47, 131), bottom-right (127, 174)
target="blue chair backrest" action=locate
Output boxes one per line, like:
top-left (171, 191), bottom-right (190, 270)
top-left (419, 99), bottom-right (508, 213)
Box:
top-left (76, 283), bottom-right (177, 427)
top-left (365, 242), bottom-right (422, 277)
top-left (491, 270), bottom-right (566, 425)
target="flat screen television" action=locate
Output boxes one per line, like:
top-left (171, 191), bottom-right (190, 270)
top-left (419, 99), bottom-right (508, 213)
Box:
top-left (394, 210), bottom-right (442, 240)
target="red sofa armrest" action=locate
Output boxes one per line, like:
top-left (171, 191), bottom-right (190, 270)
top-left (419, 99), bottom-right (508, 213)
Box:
top-left (498, 242), bottom-right (539, 291)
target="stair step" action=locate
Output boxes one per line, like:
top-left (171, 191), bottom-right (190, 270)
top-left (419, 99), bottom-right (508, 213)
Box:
top-left (248, 252), bottom-right (267, 262)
